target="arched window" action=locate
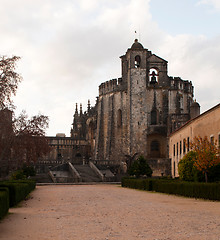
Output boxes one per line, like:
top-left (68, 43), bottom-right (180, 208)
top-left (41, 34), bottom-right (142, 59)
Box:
top-left (117, 109), bottom-right (122, 127)
top-left (88, 121), bottom-right (94, 139)
top-left (149, 68), bottom-right (158, 84)
top-left (176, 93), bottom-right (183, 112)
top-left (134, 55), bottom-right (141, 68)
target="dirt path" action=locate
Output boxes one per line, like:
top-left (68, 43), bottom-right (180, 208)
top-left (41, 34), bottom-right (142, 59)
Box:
top-left (0, 185), bottom-right (220, 240)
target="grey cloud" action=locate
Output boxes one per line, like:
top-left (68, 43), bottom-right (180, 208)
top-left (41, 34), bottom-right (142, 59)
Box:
top-left (1, 0), bottom-right (219, 136)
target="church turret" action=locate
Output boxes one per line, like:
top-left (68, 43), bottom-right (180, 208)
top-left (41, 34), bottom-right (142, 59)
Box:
top-left (190, 100), bottom-right (200, 119)
top-left (74, 103), bottom-right (78, 116)
top-left (80, 103), bottom-right (83, 116)
top-left (71, 103), bottom-right (87, 140)
top-left (87, 100), bottom-right (91, 112)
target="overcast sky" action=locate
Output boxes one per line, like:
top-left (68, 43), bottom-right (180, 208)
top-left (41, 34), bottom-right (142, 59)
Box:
top-left (0, 0), bottom-right (220, 136)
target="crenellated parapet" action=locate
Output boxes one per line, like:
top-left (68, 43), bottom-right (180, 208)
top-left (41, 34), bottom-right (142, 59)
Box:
top-left (169, 77), bottom-right (193, 94)
top-left (99, 77), bottom-right (124, 96)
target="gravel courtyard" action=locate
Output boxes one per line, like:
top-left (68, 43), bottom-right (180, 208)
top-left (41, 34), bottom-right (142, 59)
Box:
top-left (0, 184), bottom-right (220, 240)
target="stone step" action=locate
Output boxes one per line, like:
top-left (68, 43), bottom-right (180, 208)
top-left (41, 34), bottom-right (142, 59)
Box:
top-left (74, 165), bottom-right (101, 182)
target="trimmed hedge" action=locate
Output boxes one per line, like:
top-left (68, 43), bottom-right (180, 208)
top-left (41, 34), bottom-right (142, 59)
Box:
top-left (121, 178), bottom-right (153, 191)
top-left (121, 178), bottom-right (220, 201)
top-left (9, 180), bottom-right (36, 192)
top-left (0, 180), bottom-right (36, 207)
top-left (0, 187), bottom-right (9, 219)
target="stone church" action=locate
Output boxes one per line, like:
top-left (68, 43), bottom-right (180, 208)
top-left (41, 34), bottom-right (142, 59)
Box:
top-left (68, 39), bottom-right (200, 176)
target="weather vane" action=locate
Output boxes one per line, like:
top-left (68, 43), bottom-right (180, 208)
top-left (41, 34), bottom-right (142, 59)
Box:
top-left (134, 28), bottom-right (141, 41)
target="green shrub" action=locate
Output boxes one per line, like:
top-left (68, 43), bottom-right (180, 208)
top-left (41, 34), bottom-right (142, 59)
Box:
top-left (122, 178), bottom-right (220, 201)
top-left (10, 165), bottom-right (36, 181)
top-left (178, 151), bottom-right (199, 181)
top-left (0, 187), bottom-right (9, 219)
top-left (128, 156), bottom-right (152, 178)
top-left (0, 180), bottom-right (36, 207)
top-left (22, 164), bottom-right (36, 177)
top-left (178, 151), bottom-right (220, 183)
top-left (10, 170), bottom-right (26, 180)
top-left (9, 180), bottom-right (36, 192)
top-left (121, 177), bottom-right (154, 191)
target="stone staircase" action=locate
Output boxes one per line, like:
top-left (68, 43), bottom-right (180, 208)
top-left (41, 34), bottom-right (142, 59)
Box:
top-left (74, 165), bottom-right (101, 182)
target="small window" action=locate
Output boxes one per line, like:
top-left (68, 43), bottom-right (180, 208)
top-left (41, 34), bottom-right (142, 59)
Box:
top-left (187, 137), bottom-right (190, 152)
top-left (180, 141), bottom-right (182, 155)
top-left (180, 96), bottom-right (183, 110)
top-left (183, 139), bottom-right (186, 153)
top-left (210, 135), bottom-right (214, 145)
top-left (134, 55), bottom-right (141, 68)
top-left (117, 109), bottom-right (122, 127)
top-left (177, 142), bottom-right (179, 156)
top-left (173, 144), bottom-right (175, 156)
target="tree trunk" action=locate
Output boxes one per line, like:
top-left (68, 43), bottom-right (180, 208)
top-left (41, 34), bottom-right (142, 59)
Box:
top-left (205, 171), bottom-right (208, 183)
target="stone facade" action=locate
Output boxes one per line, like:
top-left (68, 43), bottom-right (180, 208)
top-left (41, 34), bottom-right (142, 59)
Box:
top-left (70, 39), bottom-right (199, 176)
top-left (169, 103), bottom-right (220, 178)
top-left (41, 135), bottom-right (90, 163)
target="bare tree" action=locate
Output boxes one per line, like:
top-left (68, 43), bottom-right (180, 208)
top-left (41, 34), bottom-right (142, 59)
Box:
top-left (0, 56), bottom-right (22, 110)
top-left (12, 111), bottom-right (50, 167)
top-left (0, 56), bottom-right (50, 176)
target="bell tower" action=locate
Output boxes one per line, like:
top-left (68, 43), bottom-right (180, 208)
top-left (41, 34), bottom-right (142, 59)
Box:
top-left (120, 39), bottom-right (151, 81)
top-left (120, 39), bottom-right (151, 155)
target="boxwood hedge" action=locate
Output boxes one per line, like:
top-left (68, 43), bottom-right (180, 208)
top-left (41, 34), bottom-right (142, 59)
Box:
top-left (121, 178), bottom-right (220, 201)
top-left (0, 187), bottom-right (9, 219)
top-left (0, 180), bottom-right (36, 207)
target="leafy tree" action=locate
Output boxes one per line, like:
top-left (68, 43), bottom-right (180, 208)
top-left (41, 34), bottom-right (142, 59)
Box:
top-left (128, 155), bottom-right (152, 178)
top-left (190, 136), bottom-right (220, 183)
top-left (178, 151), bottom-right (199, 181)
